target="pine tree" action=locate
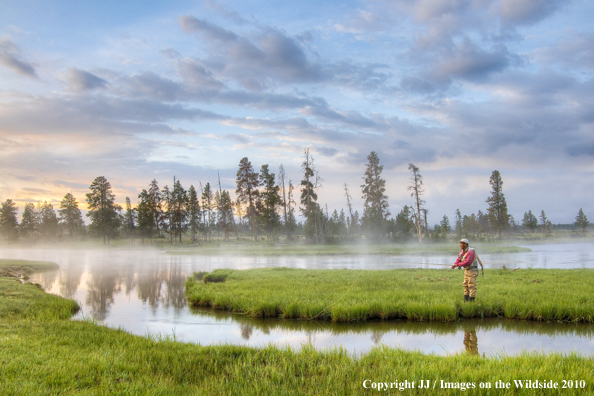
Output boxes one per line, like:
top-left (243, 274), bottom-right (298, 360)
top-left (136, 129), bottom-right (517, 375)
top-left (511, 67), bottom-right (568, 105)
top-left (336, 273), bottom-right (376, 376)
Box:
top-left (39, 201), bottom-right (58, 239)
top-left (202, 182), bottom-right (214, 241)
top-left (394, 205), bottom-right (415, 241)
top-left (485, 170), bottom-right (509, 238)
top-left (123, 197), bottom-right (137, 244)
top-left (170, 177), bottom-right (188, 243)
top-left (217, 190), bottom-right (234, 241)
top-left (260, 164), bottom-right (281, 240)
top-left (286, 180), bottom-right (297, 240)
top-left (539, 210), bottom-right (551, 234)
top-left (58, 193), bottom-right (84, 238)
top-left (147, 180), bottom-right (163, 237)
top-left (300, 148), bottom-right (322, 243)
top-left (236, 157), bottom-right (260, 241)
top-left (85, 176), bottom-right (122, 245)
top-left (361, 151), bottom-right (390, 241)
top-left (440, 215), bottom-right (451, 236)
top-left (187, 185), bottom-right (202, 243)
top-left (19, 203), bottom-right (38, 239)
top-left (137, 189), bottom-right (155, 243)
top-left (454, 209), bottom-right (462, 237)
top-left (0, 199), bottom-right (19, 241)
top-left (407, 163), bottom-right (425, 243)
top-left (575, 208), bottom-right (589, 233)
top-left (278, 164), bottom-right (289, 239)
top-left (522, 210), bottom-right (538, 233)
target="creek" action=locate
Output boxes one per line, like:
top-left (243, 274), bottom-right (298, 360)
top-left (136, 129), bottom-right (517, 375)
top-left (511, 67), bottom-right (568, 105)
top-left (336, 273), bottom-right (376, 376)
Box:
top-left (3, 242), bottom-right (593, 356)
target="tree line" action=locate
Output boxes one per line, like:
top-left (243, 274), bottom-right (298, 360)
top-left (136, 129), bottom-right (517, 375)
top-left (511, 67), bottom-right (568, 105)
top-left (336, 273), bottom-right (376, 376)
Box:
top-left (0, 151), bottom-right (590, 244)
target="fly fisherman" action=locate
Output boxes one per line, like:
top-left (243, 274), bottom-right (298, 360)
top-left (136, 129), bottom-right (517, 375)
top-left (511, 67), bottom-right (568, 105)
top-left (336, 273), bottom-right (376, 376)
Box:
top-left (451, 238), bottom-right (479, 302)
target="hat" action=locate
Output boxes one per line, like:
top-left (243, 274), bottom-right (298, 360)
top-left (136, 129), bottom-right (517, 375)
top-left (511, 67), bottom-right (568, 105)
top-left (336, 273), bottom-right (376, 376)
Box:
top-left (459, 238), bottom-right (469, 244)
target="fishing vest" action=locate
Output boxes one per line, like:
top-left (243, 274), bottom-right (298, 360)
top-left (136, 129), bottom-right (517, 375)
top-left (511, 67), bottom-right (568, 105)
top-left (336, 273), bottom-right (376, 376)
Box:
top-left (459, 247), bottom-right (479, 270)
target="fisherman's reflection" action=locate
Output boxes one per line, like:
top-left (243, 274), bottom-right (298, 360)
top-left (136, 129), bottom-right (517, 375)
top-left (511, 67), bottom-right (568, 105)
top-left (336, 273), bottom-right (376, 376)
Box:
top-left (462, 324), bottom-right (479, 355)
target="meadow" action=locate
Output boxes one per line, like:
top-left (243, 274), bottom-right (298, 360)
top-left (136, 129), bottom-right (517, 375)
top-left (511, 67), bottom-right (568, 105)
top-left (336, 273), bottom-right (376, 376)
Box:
top-left (186, 267), bottom-right (594, 322)
top-left (2, 261), bottom-right (594, 394)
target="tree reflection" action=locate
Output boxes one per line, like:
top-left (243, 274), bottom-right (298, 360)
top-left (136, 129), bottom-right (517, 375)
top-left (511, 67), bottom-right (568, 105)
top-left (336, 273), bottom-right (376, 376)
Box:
top-left (59, 265), bottom-right (83, 299)
top-left (86, 271), bottom-right (122, 321)
top-left (136, 259), bottom-right (186, 311)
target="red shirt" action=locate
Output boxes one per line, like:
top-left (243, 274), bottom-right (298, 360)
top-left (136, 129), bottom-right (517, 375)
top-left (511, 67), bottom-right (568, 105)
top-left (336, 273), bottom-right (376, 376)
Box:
top-left (454, 248), bottom-right (475, 268)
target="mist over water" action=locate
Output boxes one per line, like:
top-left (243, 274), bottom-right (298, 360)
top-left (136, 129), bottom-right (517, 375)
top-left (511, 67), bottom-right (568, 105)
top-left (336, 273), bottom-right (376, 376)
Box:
top-left (3, 242), bottom-right (594, 356)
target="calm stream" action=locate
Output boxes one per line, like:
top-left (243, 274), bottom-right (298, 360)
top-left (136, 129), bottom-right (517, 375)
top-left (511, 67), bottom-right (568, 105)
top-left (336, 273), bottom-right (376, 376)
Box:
top-left (4, 242), bottom-right (594, 356)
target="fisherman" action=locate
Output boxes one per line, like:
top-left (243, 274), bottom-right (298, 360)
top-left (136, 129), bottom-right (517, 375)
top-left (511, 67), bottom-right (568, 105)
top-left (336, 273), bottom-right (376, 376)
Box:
top-left (451, 238), bottom-right (479, 302)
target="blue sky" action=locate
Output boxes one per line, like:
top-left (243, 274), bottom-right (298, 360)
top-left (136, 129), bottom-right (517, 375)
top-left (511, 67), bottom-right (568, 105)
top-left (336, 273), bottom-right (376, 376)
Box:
top-left (1, 0), bottom-right (593, 225)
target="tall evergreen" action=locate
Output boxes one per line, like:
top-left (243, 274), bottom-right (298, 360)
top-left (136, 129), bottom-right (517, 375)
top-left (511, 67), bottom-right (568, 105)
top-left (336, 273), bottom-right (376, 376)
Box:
top-left (137, 189), bottom-right (154, 243)
top-left (286, 180), bottom-right (297, 240)
top-left (539, 210), bottom-right (551, 233)
top-left (147, 180), bottom-right (163, 236)
top-left (278, 164), bottom-right (289, 238)
top-left (522, 210), bottom-right (538, 233)
top-left (39, 201), bottom-right (58, 239)
top-left (407, 163), bottom-right (425, 243)
top-left (123, 197), bottom-right (137, 244)
top-left (235, 157), bottom-right (260, 241)
top-left (260, 164), bottom-right (281, 240)
top-left (201, 182), bottom-right (214, 241)
top-left (170, 177), bottom-right (188, 243)
top-left (187, 185), bottom-right (202, 243)
top-left (361, 151), bottom-right (390, 241)
top-left (485, 170), bottom-right (509, 238)
top-left (58, 193), bottom-right (84, 238)
top-left (0, 199), bottom-right (19, 241)
top-left (19, 202), bottom-right (38, 239)
top-left (217, 190), bottom-right (234, 241)
top-left (85, 176), bottom-right (122, 245)
top-left (575, 208), bottom-right (589, 232)
top-left (300, 148), bottom-right (322, 243)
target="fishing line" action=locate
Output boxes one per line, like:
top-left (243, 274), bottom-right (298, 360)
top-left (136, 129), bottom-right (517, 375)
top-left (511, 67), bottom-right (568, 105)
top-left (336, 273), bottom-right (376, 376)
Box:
top-left (308, 268), bottom-right (365, 321)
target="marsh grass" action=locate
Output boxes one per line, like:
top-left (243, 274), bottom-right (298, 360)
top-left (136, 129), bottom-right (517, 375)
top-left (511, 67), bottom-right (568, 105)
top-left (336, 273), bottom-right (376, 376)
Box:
top-left (2, 272), bottom-right (594, 394)
top-left (0, 259), bottom-right (59, 278)
top-left (186, 268), bottom-right (594, 322)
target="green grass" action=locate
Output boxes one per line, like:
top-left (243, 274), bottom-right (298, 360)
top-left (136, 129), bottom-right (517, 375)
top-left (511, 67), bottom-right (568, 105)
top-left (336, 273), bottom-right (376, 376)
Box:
top-left (0, 258), bottom-right (59, 278)
top-left (186, 268), bottom-right (594, 322)
top-left (169, 242), bottom-right (532, 256)
top-left (1, 278), bottom-right (594, 395)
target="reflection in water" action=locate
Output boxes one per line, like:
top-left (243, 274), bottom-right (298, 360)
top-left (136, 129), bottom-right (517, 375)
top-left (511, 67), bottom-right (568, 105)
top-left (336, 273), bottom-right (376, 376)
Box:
top-left (462, 322), bottom-right (479, 355)
top-left (0, 244), bottom-right (592, 356)
top-left (241, 323), bottom-right (254, 340)
top-left (86, 271), bottom-right (122, 321)
top-left (371, 330), bottom-right (384, 345)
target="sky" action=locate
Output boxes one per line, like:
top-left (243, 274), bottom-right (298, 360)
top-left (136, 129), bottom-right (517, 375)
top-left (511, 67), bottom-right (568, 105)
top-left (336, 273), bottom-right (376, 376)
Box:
top-left (1, 0), bottom-right (593, 226)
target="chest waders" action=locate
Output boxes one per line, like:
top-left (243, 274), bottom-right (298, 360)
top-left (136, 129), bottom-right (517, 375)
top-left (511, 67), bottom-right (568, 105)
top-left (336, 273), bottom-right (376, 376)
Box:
top-left (460, 248), bottom-right (481, 301)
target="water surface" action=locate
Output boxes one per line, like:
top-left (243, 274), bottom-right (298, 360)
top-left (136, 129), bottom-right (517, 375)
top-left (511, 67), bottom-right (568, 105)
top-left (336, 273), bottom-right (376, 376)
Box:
top-left (3, 242), bottom-right (593, 356)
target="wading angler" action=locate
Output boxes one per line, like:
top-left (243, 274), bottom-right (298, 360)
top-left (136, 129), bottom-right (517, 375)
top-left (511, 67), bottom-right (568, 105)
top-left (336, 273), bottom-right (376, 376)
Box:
top-left (451, 238), bottom-right (483, 302)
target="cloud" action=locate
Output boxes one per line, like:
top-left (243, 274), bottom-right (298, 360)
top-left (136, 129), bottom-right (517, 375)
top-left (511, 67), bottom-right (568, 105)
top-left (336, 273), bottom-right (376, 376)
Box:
top-left (499, 0), bottom-right (564, 26)
top-left (0, 38), bottom-right (37, 78)
top-left (178, 16), bottom-right (239, 42)
top-left (177, 16), bottom-right (397, 95)
top-left (66, 68), bottom-right (108, 91)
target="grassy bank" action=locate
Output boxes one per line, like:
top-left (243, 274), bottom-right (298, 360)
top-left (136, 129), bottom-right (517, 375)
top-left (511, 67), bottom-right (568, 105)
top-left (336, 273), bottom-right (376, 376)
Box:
top-left (168, 242), bottom-right (532, 256)
top-left (186, 268), bottom-right (594, 322)
top-left (0, 258), bottom-right (59, 278)
top-left (1, 278), bottom-right (594, 395)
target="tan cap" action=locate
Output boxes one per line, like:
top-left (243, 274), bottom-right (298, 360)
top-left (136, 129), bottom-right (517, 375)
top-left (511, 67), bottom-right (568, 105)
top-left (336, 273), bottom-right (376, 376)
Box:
top-left (459, 238), bottom-right (469, 244)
